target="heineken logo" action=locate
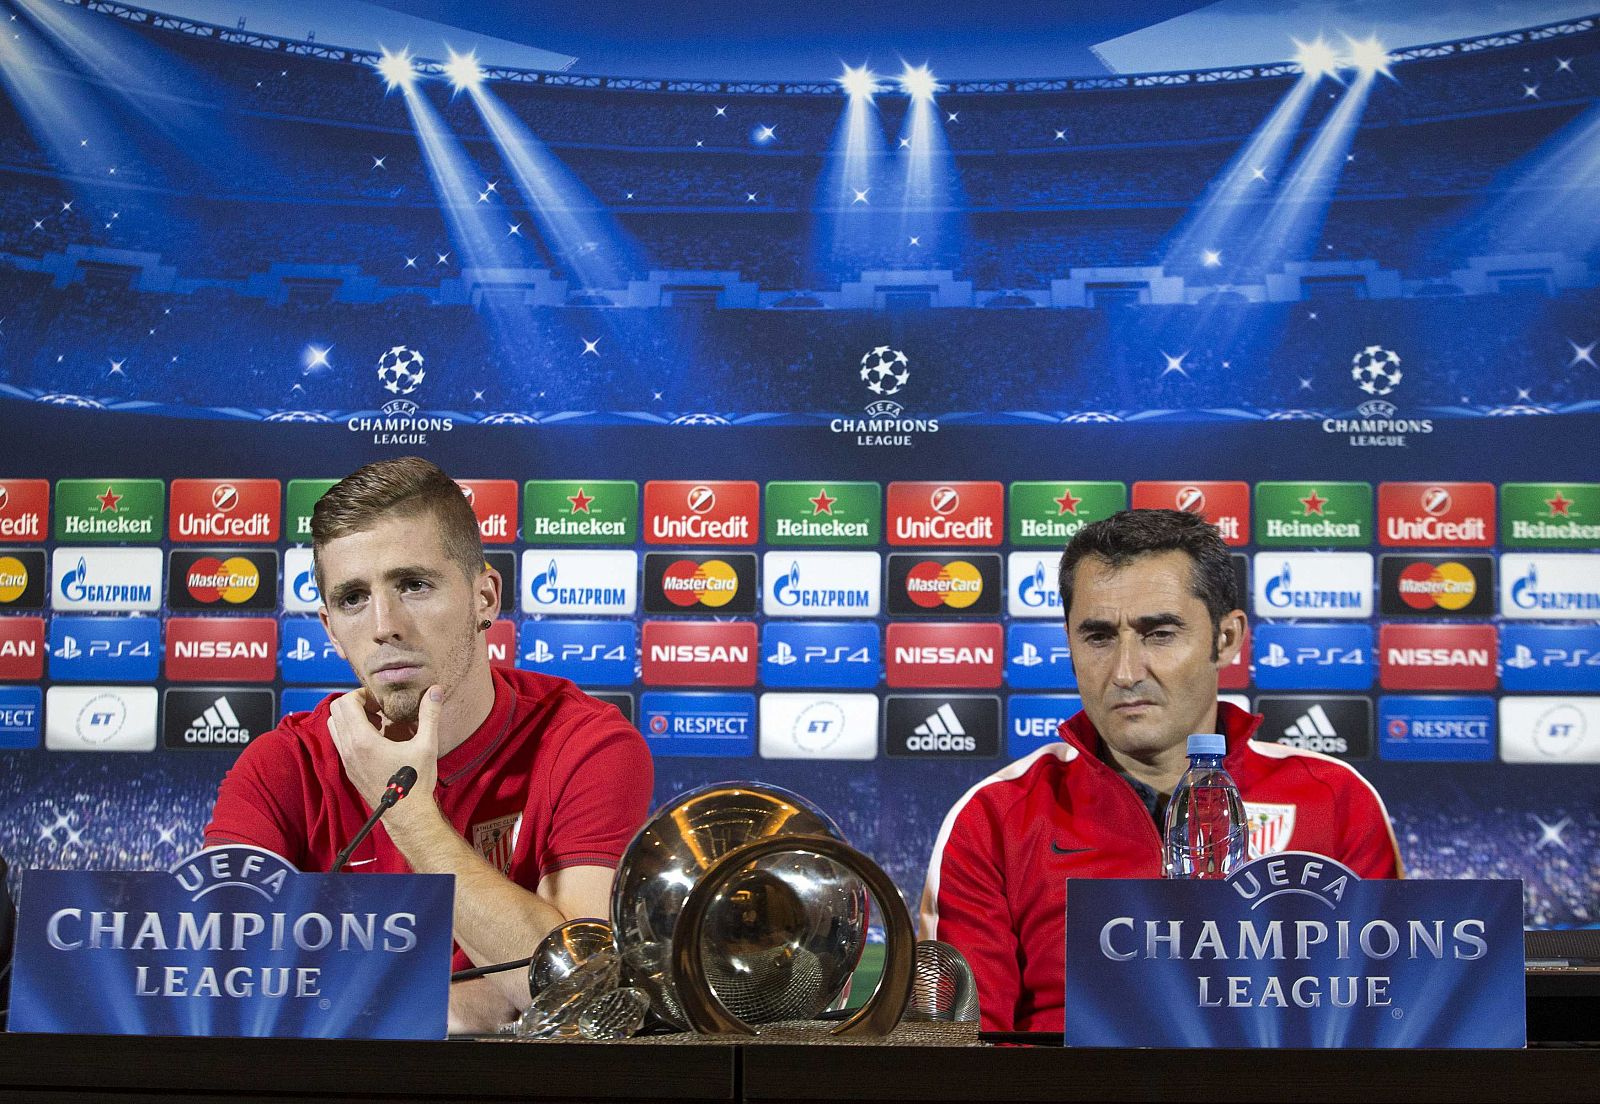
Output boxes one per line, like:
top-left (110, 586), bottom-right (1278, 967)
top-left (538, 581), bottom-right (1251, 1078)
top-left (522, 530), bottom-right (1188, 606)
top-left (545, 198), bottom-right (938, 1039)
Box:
top-left (522, 481), bottom-right (637, 544)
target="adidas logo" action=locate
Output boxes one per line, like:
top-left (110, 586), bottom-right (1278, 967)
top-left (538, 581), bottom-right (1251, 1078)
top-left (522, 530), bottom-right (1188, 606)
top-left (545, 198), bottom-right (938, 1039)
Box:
top-left (1279, 704), bottom-right (1347, 755)
top-left (183, 696), bottom-right (253, 745)
top-left (907, 703), bottom-right (975, 752)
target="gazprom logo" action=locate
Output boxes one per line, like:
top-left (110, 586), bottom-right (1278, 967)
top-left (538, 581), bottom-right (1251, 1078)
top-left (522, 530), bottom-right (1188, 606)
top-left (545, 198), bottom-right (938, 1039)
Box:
top-left (1252, 553), bottom-right (1371, 619)
top-left (1007, 554), bottom-right (1062, 619)
top-left (774, 561), bottom-right (802, 607)
top-left (521, 551), bottom-right (638, 615)
top-left (1017, 563), bottom-right (1056, 604)
top-left (531, 559), bottom-right (559, 604)
top-left (1265, 563), bottom-right (1292, 608)
top-left (1502, 555), bottom-right (1600, 619)
top-left (294, 567), bottom-right (319, 605)
top-left (62, 557), bottom-right (88, 601)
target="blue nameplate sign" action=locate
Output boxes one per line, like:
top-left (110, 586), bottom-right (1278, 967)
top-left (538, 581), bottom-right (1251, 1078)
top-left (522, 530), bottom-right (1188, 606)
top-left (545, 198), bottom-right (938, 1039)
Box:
top-left (1065, 852), bottom-right (1524, 1048)
top-left (10, 845), bottom-right (454, 1039)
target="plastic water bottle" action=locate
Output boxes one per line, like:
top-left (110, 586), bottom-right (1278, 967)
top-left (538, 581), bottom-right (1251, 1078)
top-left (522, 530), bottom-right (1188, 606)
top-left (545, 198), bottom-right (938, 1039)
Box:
top-left (1163, 733), bottom-right (1247, 879)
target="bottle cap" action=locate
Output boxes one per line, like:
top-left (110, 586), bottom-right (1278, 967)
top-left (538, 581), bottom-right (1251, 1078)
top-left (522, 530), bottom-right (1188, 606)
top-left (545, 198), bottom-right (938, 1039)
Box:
top-left (1186, 733), bottom-right (1227, 757)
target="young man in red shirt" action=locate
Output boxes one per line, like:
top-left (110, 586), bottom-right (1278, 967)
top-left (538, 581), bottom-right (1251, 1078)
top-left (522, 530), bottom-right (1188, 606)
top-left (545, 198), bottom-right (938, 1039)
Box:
top-left (920, 509), bottom-right (1400, 1033)
top-left (205, 457), bottom-right (652, 1033)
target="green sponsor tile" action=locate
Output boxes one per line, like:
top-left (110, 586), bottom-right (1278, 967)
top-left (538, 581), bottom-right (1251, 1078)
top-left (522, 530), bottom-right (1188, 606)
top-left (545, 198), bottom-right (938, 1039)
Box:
top-left (1008, 482), bottom-right (1125, 546)
top-left (1502, 483), bottom-right (1600, 547)
top-left (286, 479), bottom-right (340, 542)
top-left (765, 482), bottom-right (880, 546)
top-left (523, 480), bottom-right (637, 544)
top-left (53, 478), bottom-right (164, 543)
top-left (1254, 482), bottom-right (1372, 547)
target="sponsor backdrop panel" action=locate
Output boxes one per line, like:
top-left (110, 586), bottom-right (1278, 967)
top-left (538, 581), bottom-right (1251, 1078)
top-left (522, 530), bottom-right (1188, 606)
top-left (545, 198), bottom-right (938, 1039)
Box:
top-left (4, 407), bottom-right (1600, 932)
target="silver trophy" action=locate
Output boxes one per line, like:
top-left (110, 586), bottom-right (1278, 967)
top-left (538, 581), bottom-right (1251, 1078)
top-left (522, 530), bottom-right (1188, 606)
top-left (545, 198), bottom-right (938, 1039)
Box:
top-left (610, 781), bottom-right (914, 1036)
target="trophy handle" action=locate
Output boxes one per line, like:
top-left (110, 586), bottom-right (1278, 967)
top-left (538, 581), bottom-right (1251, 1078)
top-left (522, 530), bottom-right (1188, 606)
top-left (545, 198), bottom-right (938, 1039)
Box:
top-left (669, 833), bottom-right (915, 1037)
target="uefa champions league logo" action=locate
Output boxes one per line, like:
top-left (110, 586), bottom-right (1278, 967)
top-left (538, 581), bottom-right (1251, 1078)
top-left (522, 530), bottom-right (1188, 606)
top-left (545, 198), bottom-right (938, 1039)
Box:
top-left (831, 345), bottom-right (938, 447)
top-left (1320, 343), bottom-right (1431, 448)
top-left (346, 343), bottom-right (453, 444)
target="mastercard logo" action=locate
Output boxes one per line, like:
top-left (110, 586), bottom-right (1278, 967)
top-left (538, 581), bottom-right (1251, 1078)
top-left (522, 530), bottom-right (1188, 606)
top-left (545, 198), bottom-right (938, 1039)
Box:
top-left (1397, 561), bottom-right (1476, 610)
top-left (186, 556), bottom-right (263, 604)
top-left (0, 555), bottom-right (28, 603)
top-left (904, 560), bottom-right (984, 609)
top-left (661, 558), bottom-right (739, 608)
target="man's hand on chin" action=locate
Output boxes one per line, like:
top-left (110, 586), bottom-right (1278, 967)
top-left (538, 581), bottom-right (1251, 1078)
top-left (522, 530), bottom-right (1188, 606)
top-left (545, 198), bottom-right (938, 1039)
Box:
top-left (328, 685), bottom-right (442, 814)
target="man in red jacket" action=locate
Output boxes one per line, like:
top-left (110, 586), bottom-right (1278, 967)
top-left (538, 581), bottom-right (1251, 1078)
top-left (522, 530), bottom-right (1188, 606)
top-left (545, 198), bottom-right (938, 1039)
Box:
top-left (206, 458), bottom-right (652, 1033)
top-left (919, 509), bottom-right (1400, 1033)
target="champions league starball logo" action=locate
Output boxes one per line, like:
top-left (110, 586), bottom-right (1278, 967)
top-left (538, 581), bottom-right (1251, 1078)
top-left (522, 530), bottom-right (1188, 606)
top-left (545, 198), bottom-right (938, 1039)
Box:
top-left (345, 343), bottom-right (453, 445)
top-left (1350, 345), bottom-right (1402, 397)
top-left (376, 345), bottom-right (426, 396)
top-left (831, 345), bottom-right (939, 447)
top-left (1321, 344), bottom-right (1431, 448)
top-left (859, 346), bottom-right (910, 396)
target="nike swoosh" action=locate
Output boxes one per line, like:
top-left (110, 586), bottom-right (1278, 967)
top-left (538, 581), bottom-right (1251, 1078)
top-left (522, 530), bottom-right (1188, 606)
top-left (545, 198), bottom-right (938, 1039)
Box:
top-left (1050, 843), bottom-right (1092, 855)
top-left (347, 858), bottom-right (377, 867)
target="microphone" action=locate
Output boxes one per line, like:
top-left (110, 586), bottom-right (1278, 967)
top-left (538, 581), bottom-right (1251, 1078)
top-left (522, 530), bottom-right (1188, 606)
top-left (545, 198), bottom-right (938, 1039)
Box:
top-left (330, 766), bottom-right (417, 873)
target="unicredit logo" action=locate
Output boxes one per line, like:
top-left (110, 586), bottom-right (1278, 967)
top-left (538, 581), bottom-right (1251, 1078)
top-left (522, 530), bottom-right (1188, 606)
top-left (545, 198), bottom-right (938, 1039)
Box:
top-left (1176, 486), bottom-right (1206, 513)
top-left (1422, 487), bottom-right (1451, 516)
top-left (930, 487), bottom-right (959, 515)
top-left (688, 485), bottom-right (715, 514)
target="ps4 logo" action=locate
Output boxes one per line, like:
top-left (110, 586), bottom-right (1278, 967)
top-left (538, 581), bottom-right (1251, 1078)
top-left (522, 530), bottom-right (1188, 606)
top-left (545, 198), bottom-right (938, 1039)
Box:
top-left (525, 640), bottom-right (629, 664)
top-left (766, 641), bottom-right (873, 667)
top-left (286, 637), bottom-right (339, 663)
top-left (1012, 641), bottom-right (1070, 668)
top-left (53, 637), bottom-right (154, 660)
top-left (1505, 645), bottom-right (1599, 670)
top-left (1257, 643), bottom-right (1365, 669)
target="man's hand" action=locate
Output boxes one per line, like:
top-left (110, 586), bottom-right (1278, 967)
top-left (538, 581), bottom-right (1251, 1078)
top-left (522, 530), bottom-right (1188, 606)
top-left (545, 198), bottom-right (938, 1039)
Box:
top-left (328, 685), bottom-right (442, 813)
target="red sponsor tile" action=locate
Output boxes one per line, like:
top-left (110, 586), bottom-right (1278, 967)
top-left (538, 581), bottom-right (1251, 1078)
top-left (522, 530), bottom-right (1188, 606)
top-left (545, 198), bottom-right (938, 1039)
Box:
top-left (1379, 623), bottom-right (1497, 690)
top-left (1131, 481), bottom-right (1249, 546)
top-left (641, 621), bottom-right (757, 686)
top-left (169, 479), bottom-right (281, 543)
top-left (0, 480), bottom-right (48, 543)
top-left (886, 622), bottom-right (1003, 688)
top-left (457, 480), bottom-right (519, 545)
top-left (0, 616), bottom-right (44, 679)
top-left (1377, 482), bottom-right (1495, 547)
top-left (887, 482), bottom-right (1003, 546)
top-left (165, 617), bottom-right (277, 682)
top-left (486, 619), bottom-right (516, 667)
top-left (644, 481), bottom-right (759, 545)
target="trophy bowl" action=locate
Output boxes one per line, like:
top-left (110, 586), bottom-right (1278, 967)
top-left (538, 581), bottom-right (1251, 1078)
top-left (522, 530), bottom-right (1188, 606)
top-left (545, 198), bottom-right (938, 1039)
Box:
top-left (610, 781), bottom-right (870, 1030)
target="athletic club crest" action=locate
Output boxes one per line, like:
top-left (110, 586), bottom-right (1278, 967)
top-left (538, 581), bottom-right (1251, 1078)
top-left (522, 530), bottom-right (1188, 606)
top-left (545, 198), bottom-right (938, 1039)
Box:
top-left (471, 812), bottom-right (522, 874)
top-left (1243, 802), bottom-right (1297, 858)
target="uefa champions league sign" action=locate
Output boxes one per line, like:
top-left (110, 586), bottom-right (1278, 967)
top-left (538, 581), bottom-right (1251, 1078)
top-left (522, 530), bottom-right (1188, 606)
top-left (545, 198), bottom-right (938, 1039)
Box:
top-left (1064, 853), bottom-right (1524, 1048)
top-left (10, 846), bottom-right (454, 1039)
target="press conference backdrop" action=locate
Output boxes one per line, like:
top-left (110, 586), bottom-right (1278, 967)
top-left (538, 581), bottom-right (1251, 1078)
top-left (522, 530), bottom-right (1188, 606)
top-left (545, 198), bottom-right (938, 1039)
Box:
top-left (1, 1), bottom-right (1598, 935)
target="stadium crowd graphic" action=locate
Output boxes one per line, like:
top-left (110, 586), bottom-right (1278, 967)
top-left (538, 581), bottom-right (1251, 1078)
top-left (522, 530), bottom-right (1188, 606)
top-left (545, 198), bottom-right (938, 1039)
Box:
top-left (1, 1), bottom-right (1598, 931)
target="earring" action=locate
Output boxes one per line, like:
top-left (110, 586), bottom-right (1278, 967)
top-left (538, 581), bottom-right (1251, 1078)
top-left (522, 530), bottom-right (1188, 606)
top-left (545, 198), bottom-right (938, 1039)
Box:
top-left (479, 619), bottom-right (492, 631)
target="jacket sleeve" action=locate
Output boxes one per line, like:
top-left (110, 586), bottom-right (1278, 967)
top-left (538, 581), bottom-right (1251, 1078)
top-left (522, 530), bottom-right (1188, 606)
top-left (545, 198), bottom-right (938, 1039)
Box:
top-left (203, 728), bottom-right (306, 864)
top-left (919, 792), bottom-right (1022, 1032)
top-left (1335, 772), bottom-right (1404, 879)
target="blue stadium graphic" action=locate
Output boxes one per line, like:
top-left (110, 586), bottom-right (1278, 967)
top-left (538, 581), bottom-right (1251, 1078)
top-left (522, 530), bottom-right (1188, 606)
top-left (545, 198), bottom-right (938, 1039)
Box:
top-left (1, 0), bottom-right (1598, 931)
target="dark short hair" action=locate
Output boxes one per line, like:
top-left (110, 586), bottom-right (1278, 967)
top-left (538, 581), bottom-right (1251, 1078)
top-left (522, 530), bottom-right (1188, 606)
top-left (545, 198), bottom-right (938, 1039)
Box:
top-left (311, 457), bottom-right (483, 591)
top-left (1057, 509), bottom-right (1240, 636)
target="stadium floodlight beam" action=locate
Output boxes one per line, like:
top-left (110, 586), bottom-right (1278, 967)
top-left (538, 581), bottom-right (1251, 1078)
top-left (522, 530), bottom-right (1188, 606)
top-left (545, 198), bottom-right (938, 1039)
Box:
top-left (445, 48), bottom-right (484, 93)
top-left (376, 47), bottom-right (418, 91)
top-left (1292, 37), bottom-right (1339, 79)
top-left (1344, 35), bottom-right (1392, 76)
top-left (897, 64), bottom-right (940, 103)
top-left (839, 64), bottom-right (881, 101)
